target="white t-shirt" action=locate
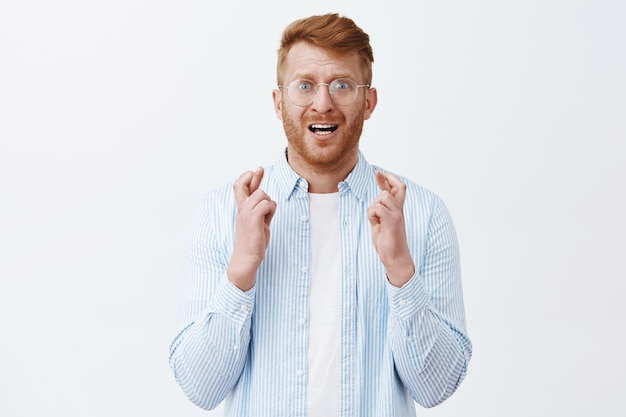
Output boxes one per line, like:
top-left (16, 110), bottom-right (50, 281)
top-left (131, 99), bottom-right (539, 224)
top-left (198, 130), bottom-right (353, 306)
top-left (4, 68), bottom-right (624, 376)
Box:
top-left (307, 192), bottom-right (341, 417)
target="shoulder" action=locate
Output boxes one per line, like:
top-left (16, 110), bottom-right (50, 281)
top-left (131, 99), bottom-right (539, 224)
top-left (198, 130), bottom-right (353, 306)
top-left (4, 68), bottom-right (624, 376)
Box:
top-left (190, 180), bottom-right (238, 238)
top-left (201, 180), bottom-right (236, 211)
top-left (371, 163), bottom-right (444, 210)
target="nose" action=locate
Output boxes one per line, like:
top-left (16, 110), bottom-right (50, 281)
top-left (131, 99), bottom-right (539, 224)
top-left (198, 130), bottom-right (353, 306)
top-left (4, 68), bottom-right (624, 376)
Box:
top-left (310, 83), bottom-right (334, 113)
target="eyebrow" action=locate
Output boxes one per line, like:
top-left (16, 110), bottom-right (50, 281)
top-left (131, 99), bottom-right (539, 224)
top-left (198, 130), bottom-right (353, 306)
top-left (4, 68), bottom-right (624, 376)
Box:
top-left (292, 72), bottom-right (356, 81)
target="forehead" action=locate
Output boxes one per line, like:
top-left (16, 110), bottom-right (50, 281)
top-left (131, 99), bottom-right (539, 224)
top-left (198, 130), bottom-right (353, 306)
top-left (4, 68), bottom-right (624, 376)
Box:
top-left (282, 42), bottom-right (363, 81)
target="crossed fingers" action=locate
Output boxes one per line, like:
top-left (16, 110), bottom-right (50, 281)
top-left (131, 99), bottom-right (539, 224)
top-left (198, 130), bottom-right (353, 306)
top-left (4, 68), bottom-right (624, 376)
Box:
top-left (234, 167), bottom-right (276, 224)
top-left (368, 170), bottom-right (406, 223)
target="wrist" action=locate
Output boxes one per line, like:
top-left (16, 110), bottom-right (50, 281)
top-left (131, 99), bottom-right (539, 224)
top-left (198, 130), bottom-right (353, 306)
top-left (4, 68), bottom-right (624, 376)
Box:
top-left (227, 263), bottom-right (257, 292)
top-left (386, 262), bottom-right (415, 288)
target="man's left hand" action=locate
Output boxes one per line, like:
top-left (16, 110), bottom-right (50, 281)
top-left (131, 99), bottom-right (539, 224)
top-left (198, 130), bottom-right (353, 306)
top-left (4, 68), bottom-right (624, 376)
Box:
top-left (367, 170), bottom-right (415, 287)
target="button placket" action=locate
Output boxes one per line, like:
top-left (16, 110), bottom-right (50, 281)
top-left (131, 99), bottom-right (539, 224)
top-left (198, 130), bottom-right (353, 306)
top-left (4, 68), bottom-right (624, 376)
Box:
top-left (295, 203), bottom-right (310, 393)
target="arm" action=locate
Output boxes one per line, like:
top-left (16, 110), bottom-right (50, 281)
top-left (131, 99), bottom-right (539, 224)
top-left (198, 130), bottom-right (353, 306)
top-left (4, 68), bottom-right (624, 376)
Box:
top-left (368, 171), bottom-right (472, 407)
top-left (168, 196), bottom-right (253, 410)
top-left (386, 199), bottom-right (471, 407)
top-left (168, 168), bottom-right (276, 409)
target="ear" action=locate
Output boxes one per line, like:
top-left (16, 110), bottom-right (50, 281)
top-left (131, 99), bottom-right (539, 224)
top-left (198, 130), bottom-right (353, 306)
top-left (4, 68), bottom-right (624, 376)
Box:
top-left (272, 89), bottom-right (283, 120)
top-left (363, 87), bottom-right (378, 120)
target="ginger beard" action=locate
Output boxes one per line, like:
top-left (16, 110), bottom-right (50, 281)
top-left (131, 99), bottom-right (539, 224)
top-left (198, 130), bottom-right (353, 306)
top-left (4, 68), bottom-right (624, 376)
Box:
top-left (281, 105), bottom-right (366, 169)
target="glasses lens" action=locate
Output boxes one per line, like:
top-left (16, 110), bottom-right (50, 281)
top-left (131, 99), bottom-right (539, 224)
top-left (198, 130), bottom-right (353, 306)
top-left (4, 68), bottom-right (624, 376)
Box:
top-left (285, 79), bottom-right (361, 106)
top-left (329, 79), bottom-right (357, 105)
top-left (289, 80), bottom-right (315, 106)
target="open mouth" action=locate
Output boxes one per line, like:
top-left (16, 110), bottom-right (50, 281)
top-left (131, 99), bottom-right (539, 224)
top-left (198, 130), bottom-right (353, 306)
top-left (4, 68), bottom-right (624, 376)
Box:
top-left (308, 124), bottom-right (338, 135)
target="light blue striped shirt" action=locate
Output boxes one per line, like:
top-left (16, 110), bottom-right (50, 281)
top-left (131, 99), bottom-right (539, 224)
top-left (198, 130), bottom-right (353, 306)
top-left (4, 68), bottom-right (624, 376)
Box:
top-left (169, 150), bottom-right (472, 416)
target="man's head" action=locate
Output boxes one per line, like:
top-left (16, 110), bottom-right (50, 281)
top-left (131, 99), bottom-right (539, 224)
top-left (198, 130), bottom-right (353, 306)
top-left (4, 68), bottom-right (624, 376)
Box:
top-left (273, 14), bottom-right (377, 178)
top-left (276, 13), bottom-right (374, 86)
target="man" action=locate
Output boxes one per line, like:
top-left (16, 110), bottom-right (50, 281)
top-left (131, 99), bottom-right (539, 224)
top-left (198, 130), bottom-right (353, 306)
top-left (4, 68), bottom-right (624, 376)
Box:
top-left (169, 13), bottom-right (472, 417)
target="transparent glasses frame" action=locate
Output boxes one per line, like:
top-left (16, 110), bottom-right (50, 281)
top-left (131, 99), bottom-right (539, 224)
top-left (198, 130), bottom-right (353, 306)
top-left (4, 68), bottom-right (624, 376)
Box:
top-left (278, 78), bottom-right (370, 106)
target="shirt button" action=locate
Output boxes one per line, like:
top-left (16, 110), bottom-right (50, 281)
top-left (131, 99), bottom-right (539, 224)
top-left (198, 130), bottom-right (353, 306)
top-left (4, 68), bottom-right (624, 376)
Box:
top-left (296, 370), bottom-right (305, 377)
top-left (406, 336), bottom-right (413, 343)
top-left (301, 266), bottom-right (308, 273)
top-left (299, 318), bottom-right (306, 325)
top-left (300, 215), bottom-right (308, 222)
top-left (399, 299), bottom-right (407, 307)
top-left (240, 304), bottom-right (248, 312)
top-left (233, 345), bottom-right (240, 351)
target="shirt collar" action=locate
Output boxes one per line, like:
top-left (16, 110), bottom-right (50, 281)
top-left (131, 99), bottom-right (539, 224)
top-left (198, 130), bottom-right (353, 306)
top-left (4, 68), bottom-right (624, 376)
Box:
top-left (274, 148), bottom-right (307, 200)
top-left (339, 151), bottom-right (373, 203)
top-left (274, 148), bottom-right (374, 203)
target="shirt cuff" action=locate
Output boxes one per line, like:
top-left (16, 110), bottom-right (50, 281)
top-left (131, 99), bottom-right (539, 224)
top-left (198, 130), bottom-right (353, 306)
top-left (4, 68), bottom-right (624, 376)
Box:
top-left (386, 272), bottom-right (429, 322)
top-left (209, 273), bottom-right (256, 327)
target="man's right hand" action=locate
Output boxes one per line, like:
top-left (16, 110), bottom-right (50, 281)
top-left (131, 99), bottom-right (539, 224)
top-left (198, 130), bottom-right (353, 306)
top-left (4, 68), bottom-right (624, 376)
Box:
top-left (227, 167), bottom-right (277, 291)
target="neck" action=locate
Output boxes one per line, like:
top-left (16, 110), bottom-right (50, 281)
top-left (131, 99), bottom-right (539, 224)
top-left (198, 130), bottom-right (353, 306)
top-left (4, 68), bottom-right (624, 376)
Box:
top-left (305, 172), bottom-right (346, 193)
top-left (286, 147), bottom-right (358, 193)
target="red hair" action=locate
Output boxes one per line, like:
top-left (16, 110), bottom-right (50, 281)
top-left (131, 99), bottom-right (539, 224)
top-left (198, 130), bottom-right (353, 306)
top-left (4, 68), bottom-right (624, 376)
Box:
top-left (277, 13), bottom-right (374, 85)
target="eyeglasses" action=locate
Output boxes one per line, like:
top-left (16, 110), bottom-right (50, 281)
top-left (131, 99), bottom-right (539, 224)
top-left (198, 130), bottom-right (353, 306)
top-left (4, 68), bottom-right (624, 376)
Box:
top-left (278, 78), bottom-right (370, 106)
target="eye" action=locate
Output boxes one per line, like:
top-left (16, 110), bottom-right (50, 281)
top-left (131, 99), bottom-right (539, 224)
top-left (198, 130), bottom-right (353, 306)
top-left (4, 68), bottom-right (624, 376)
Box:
top-left (333, 79), bottom-right (353, 91)
top-left (295, 80), bottom-right (315, 92)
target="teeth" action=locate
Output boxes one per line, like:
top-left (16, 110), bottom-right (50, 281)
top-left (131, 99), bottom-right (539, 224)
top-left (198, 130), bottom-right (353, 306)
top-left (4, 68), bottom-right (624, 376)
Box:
top-left (309, 123), bottom-right (338, 135)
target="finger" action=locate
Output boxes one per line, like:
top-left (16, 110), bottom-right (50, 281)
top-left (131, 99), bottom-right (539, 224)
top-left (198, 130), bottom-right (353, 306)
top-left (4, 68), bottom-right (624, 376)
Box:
top-left (382, 172), bottom-right (406, 203)
top-left (233, 166), bottom-right (265, 205)
top-left (375, 170), bottom-right (391, 192)
top-left (367, 203), bottom-right (383, 227)
top-left (384, 171), bottom-right (403, 189)
top-left (263, 199), bottom-right (277, 225)
top-left (233, 170), bottom-right (255, 205)
top-left (371, 191), bottom-right (404, 227)
top-left (249, 166), bottom-right (264, 195)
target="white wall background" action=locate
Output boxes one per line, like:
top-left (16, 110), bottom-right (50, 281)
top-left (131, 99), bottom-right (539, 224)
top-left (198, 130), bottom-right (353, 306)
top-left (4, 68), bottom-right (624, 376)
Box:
top-left (1, 0), bottom-right (624, 416)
